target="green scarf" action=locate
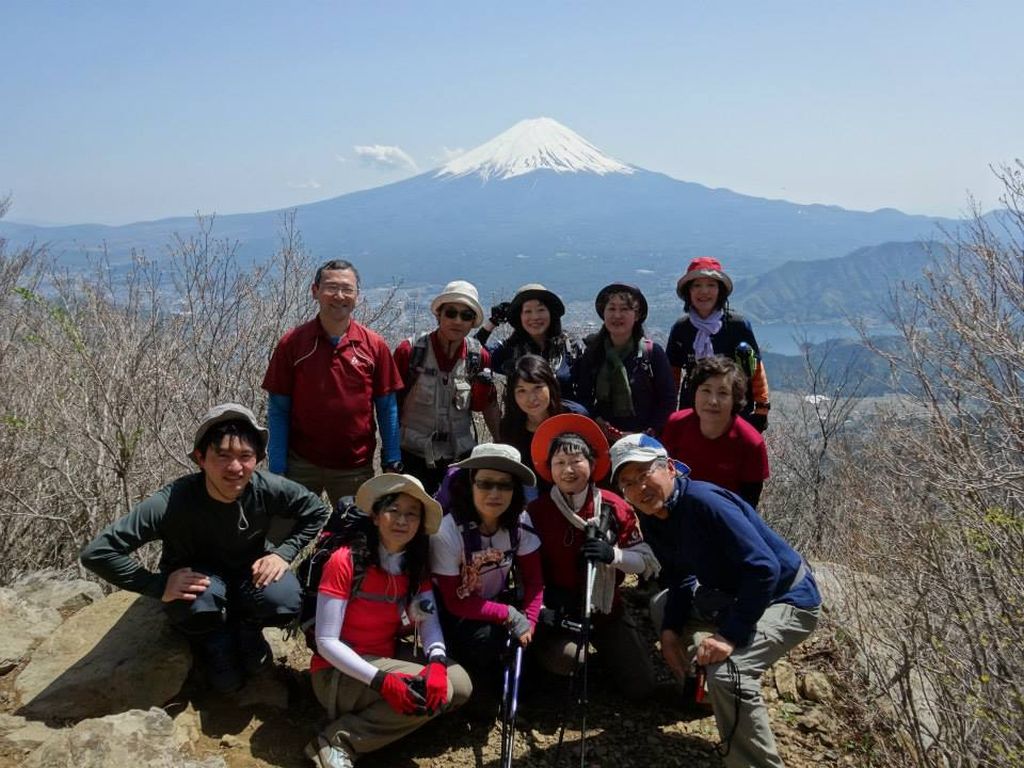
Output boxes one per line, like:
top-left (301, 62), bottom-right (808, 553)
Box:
top-left (595, 337), bottom-right (636, 417)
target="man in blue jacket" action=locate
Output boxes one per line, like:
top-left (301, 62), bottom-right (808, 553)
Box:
top-left (610, 433), bottom-right (820, 768)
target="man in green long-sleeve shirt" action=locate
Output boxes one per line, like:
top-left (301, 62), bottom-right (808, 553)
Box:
top-left (81, 403), bottom-right (329, 693)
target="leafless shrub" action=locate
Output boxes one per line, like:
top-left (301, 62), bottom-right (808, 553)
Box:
top-left (761, 339), bottom-right (868, 558)
top-left (0, 208), bottom-right (402, 584)
top-left (766, 163), bottom-right (1024, 767)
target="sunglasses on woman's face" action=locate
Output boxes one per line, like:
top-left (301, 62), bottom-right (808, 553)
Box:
top-left (442, 307), bottom-right (477, 322)
top-left (473, 479), bottom-right (516, 493)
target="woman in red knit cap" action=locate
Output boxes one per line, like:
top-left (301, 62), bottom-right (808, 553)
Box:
top-left (666, 257), bottom-right (771, 432)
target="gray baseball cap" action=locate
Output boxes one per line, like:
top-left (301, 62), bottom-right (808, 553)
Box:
top-left (191, 403), bottom-right (269, 463)
top-left (609, 433), bottom-right (689, 486)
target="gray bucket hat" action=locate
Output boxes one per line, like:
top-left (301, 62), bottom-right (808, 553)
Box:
top-left (452, 443), bottom-right (537, 487)
top-left (191, 403), bottom-right (268, 463)
top-left (355, 473), bottom-right (443, 535)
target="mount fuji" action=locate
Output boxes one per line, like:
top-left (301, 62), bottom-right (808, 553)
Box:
top-left (1, 117), bottom-right (953, 310)
top-left (436, 117), bottom-right (635, 180)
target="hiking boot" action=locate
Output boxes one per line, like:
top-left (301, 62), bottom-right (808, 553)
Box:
top-left (199, 627), bottom-right (243, 694)
top-left (238, 624), bottom-right (272, 676)
top-left (304, 735), bottom-right (355, 768)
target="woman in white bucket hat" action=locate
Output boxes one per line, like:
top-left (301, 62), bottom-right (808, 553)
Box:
top-left (393, 280), bottom-right (501, 494)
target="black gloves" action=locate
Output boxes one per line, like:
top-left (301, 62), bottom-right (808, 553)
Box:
top-left (748, 413), bottom-right (768, 433)
top-left (489, 301), bottom-right (512, 326)
top-left (581, 538), bottom-right (615, 564)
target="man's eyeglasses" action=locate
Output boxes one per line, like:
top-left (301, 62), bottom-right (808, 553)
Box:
top-left (618, 460), bottom-right (666, 494)
top-left (473, 479), bottom-right (516, 493)
top-left (319, 284), bottom-right (357, 298)
top-left (443, 307), bottom-right (477, 322)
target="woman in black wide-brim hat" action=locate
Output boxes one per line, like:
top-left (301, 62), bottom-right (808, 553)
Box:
top-left (477, 283), bottom-right (584, 401)
top-left (573, 283), bottom-right (676, 442)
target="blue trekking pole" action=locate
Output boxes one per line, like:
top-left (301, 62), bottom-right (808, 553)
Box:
top-left (499, 634), bottom-right (525, 768)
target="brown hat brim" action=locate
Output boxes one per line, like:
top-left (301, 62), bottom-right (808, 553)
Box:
top-left (676, 269), bottom-right (733, 300)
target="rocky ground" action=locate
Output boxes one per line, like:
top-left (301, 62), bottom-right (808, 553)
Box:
top-left (0, 571), bottom-right (873, 768)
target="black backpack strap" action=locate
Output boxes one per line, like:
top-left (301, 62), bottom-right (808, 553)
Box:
top-left (632, 337), bottom-right (655, 381)
top-left (457, 517), bottom-right (483, 556)
top-left (464, 336), bottom-right (482, 378)
top-left (404, 333), bottom-right (431, 391)
top-left (599, 500), bottom-right (620, 542)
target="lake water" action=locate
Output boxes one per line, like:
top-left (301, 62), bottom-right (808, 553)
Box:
top-left (755, 321), bottom-right (877, 356)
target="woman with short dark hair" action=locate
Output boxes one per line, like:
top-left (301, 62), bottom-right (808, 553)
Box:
top-left (660, 356), bottom-right (769, 508)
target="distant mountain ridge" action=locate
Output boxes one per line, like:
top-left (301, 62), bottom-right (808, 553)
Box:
top-left (1, 118), bottom-right (957, 306)
top-left (732, 241), bottom-right (943, 324)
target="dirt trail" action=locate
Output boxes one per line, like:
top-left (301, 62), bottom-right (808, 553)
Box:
top-left (184, 583), bottom-right (861, 768)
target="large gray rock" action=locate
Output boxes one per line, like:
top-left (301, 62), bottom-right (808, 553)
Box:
top-left (23, 708), bottom-right (225, 768)
top-left (0, 588), bottom-right (63, 675)
top-left (15, 591), bottom-right (191, 720)
top-left (0, 573), bottom-right (104, 675)
top-left (811, 560), bottom-right (941, 748)
top-left (9, 570), bottom-right (104, 616)
top-left (0, 713), bottom-right (58, 753)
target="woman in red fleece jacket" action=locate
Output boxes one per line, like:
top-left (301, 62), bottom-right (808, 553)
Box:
top-left (429, 443), bottom-right (543, 697)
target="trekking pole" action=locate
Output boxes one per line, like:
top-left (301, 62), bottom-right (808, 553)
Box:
top-left (555, 523), bottom-right (599, 766)
top-left (499, 634), bottom-right (524, 768)
top-left (553, 616), bottom-right (583, 765)
top-left (577, 536), bottom-right (597, 768)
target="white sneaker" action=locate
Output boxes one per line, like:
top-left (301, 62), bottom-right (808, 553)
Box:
top-left (304, 735), bottom-right (355, 768)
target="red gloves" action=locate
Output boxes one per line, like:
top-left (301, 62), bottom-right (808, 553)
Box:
top-left (371, 671), bottom-right (427, 716)
top-left (420, 659), bottom-right (449, 713)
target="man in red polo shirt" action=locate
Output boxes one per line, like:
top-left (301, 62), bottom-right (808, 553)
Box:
top-left (262, 260), bottom-right (403, 506)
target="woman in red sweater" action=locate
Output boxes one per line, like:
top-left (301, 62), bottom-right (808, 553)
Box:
top-left (660, 356), bottom-right (769, 508)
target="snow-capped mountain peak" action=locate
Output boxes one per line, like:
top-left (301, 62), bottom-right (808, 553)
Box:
top-left (435, 117), bottom-right (635, 181)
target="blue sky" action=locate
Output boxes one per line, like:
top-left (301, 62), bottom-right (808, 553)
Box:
top-left (2, 1), bottom-right (1021, 225)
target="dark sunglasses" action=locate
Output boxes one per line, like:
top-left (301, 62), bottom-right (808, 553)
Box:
top-left (443, 307), bottom-right (477, 322)
top-left (473, 479), bottom-right (516, 492)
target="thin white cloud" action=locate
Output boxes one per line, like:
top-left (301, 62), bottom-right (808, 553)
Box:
top-left (287, 179), bottom-right (322, 190)
top-left (335, 154), bottom-right (348, 163)
top-left (353, 144), bottom-right (418, 172)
